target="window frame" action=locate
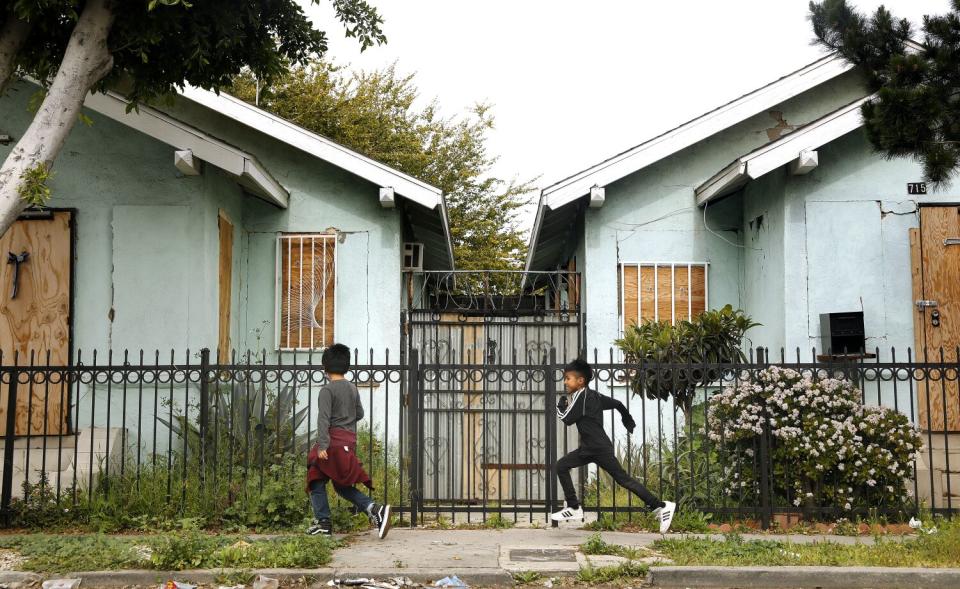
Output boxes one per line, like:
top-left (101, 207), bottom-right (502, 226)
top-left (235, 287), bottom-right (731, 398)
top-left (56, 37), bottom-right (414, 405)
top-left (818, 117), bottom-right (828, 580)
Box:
top-left (275, 232), bottom-right (339, 351)
top-left (618, 261), bottom-right (710, 336)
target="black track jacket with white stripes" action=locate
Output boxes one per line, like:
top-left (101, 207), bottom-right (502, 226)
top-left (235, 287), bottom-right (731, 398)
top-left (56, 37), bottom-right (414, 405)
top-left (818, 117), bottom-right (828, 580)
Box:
top-left (556, 387), bottom-right (633, 453)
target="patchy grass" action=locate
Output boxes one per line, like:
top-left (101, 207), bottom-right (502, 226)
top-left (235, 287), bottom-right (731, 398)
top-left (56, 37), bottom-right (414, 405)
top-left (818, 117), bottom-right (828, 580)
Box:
top-left (583, 509), bottom-right (711, 533)
top-left (512, 570), bottom-right (543, 585)
top-left (0, 533), bottom-right (339, 573)
top-left (654, 522), bottom-right (960, 568)
top-left (580, 533), bottom-right (646, 560)
top-left (576, 561), bottom-right (648, 584)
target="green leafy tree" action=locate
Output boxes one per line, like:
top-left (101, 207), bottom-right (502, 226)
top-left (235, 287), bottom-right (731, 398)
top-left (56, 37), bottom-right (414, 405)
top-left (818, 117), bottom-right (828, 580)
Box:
top-left (0, 0), bottom-right (385, 238)
top-left (230, 61), bottom-right (533, 273)
top-left (614, 305), bottom-right (759, 418)
top-left (809, 0), bottom-right (960, 183)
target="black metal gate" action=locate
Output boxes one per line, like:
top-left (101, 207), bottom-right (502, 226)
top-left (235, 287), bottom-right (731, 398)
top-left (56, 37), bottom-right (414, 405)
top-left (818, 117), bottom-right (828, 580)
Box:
top-left (401, 271), bottom-right (583, 522)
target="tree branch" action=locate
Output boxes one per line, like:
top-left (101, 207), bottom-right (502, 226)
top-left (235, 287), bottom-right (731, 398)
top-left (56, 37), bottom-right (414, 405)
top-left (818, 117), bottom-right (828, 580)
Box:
top-left (0, 0), bottom-right (116, 236)
top-left (0, 14), bottom-right (31, 93)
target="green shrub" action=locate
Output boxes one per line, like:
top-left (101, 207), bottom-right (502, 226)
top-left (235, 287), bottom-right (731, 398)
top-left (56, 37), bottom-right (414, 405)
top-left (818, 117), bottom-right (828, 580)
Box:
top-left (708, 366), bottom-right (922, 516)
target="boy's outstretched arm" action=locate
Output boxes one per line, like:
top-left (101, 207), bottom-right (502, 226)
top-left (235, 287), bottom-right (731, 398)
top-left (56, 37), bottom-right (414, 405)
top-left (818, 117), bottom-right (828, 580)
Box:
top-left (599, 394), bottom-right (636, 433)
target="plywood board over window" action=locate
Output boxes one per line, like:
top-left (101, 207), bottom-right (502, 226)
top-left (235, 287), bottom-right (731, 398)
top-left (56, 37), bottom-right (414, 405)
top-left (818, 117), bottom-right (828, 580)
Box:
top-left (619, 262), bottom-right (708, 332)
top-left (277, 234), bottom-right (336, 350)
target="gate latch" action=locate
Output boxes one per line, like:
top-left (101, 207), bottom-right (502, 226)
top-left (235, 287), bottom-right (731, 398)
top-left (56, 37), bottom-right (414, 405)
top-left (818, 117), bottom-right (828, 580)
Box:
top-left (945, 238), bottom-right (960, 246)
top-left (916, 299), bottom-right (939, 311)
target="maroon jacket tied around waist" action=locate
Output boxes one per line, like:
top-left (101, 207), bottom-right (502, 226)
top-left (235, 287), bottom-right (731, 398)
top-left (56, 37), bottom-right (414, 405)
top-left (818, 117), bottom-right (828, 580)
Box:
top-left (306, 427), bottom-right (373, 491)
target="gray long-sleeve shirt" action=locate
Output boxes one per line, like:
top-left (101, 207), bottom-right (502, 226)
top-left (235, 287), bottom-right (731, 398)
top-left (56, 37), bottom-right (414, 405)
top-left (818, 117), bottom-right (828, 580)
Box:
top-left (315, 379), bottom-right (364, 451)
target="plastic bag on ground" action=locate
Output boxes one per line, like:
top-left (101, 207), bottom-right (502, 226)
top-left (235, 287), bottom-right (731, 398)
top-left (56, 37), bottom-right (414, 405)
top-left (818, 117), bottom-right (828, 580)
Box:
top-left (160, 582), bottom-right (196, 589)
top-left (42, 580), bottom-right (81, 589)
top-left (433, 576), bottom-right (467, 589)
top-left (252, 575), bottom-right (279, 589)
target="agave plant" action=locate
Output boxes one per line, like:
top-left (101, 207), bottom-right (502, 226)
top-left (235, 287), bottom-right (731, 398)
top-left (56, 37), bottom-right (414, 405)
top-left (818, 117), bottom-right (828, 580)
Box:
top-left (614, 305), bottom-right (759, 418)
top-left (158, 381), bottom-right (311, 469)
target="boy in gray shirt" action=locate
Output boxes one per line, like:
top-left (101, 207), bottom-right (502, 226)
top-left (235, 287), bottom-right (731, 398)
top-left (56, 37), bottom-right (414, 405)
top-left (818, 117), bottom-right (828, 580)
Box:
top-left (305, 344), bottom-right (391, 538)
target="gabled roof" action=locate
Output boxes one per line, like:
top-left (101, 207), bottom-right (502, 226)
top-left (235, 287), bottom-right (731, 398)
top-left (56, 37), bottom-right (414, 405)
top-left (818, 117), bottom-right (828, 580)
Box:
top-left (695, 95), bottom-right (872, 205)
top-left (69, 80), bottom-right (454, 269)
top-left (179, 86), bottom-right (456, 271)
top-left (539, 53), bottom-right (856, 211)
top-left (180, 86), bottom-right (444, 211)
top-left (526, 51), bottom-right (870, 272)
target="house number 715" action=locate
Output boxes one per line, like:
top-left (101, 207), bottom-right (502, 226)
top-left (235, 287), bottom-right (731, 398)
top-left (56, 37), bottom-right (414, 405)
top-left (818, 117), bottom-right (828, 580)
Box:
top-left (907, 182), bottom-right (927, 195)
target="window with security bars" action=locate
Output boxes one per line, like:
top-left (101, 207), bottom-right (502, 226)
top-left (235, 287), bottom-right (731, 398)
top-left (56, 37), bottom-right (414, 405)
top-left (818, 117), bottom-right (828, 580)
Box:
top-left (277, 234), bottom-right (336, 350)
top-left (619, 262), bottom-right (708, 331)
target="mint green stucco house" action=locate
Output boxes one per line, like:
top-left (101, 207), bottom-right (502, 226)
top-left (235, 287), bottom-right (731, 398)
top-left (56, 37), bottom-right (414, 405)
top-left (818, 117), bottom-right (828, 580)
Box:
top-left (0, 81), bottom-right (452, 366)
top-left (526, 50), bottom-right (960, 507)
top-left (0, 81), bottom-right (451, 492)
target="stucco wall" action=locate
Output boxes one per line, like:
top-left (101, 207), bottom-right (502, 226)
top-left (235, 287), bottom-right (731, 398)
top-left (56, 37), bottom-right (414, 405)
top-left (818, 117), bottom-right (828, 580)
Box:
top-left (771, 129), bottom-right (957, 356)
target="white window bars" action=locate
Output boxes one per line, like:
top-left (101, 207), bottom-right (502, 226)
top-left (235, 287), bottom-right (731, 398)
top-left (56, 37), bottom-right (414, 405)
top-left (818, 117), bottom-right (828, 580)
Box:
top-left (276, 233), bottom-right (337, 350)
top-left (618, 262), bottom-right (709, 334)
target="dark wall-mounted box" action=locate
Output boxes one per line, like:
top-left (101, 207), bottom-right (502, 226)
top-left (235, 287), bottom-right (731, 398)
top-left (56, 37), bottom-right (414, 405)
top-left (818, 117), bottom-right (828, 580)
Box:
top-left (820, 311), bottom-right (865, 354)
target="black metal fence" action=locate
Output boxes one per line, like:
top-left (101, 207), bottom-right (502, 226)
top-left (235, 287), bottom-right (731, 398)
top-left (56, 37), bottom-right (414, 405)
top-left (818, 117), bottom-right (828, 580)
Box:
top-left (0, 346), bottom-right (957, 529)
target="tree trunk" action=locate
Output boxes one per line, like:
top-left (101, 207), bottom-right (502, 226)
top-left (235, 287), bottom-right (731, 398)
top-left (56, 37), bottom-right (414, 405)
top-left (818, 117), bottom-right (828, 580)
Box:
top-left (0, 15), bottom-right (31, 92)
top-left (0, 0), bottom-right (115, 236)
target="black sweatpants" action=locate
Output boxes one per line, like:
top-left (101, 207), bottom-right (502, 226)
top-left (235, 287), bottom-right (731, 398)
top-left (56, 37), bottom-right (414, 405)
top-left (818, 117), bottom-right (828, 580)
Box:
top-left (555, 448), bottom-right (663, 510)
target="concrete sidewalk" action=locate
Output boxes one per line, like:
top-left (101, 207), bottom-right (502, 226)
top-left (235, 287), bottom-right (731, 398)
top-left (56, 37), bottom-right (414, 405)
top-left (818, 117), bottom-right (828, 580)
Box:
top-left (0, 528), bottom-right (954, 588)
top-left (328, 527), bottom-right (918, 585)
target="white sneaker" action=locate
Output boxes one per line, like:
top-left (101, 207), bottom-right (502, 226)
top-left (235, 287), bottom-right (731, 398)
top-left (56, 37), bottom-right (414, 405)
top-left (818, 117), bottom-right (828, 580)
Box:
top-left (653, 501), bottom-right (675, 533)
top-left (550, 504), bottom-right (583, 522)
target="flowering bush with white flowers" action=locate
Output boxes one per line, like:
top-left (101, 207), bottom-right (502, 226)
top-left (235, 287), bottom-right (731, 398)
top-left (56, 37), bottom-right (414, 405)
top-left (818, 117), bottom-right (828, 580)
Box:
top-left (707, 366), bottom-right (921, 515)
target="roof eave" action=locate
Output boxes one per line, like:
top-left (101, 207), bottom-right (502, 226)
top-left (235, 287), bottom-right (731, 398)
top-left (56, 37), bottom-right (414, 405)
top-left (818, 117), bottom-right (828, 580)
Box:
top-left (83, 88), bottom-right (290, 208)
top-left (542, 52), bottom-right (856, 209)
top-left (180, 85), bottom-right (443, 210)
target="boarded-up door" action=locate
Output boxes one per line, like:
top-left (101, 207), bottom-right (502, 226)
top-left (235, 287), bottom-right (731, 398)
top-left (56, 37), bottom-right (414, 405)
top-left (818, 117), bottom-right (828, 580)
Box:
top-left (0, 211), bottom-right (72, 435)
top-left (218, 211), bottom-right (233, 363)
top-left (912, 206), bottom-right (960, 432)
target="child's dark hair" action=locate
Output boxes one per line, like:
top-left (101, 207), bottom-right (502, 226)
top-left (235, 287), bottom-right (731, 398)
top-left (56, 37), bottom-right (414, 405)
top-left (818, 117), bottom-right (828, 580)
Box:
top-left (322, 343), bottom-right (351, 374)
top-left (563, 358), bottom-right (593, 384)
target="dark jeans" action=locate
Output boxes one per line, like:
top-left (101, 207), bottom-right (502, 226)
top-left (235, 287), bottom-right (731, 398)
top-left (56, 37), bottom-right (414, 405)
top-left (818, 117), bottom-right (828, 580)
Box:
top-left (555, 448), bottom-right (664, 510)
top-left (309, 479), bottom-right (373, 521)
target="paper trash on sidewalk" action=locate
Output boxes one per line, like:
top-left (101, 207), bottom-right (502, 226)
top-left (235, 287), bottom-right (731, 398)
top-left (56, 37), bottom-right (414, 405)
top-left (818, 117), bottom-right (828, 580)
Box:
top-left (217, 586), bottom-right (246, 589)
top-left (160, 582), bottom-right (196, 589)
top-left (434, 576), bottom-right (468, 589)
top-left (42, 580), bottom-right (81, 589)
top-left (327, 578), bottom-right (421, 589)
top-left (252, 575), bottom-right (279, 589)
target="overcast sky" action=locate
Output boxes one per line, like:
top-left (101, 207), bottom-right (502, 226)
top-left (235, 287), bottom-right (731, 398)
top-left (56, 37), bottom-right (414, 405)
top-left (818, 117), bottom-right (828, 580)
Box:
top-left (298, 0), bottom-right (947, 225)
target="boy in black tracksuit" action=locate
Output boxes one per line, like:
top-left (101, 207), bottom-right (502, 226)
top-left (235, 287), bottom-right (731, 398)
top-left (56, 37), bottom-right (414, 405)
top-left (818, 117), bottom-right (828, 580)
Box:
top-left (551, 359), bottom-right (676, 533)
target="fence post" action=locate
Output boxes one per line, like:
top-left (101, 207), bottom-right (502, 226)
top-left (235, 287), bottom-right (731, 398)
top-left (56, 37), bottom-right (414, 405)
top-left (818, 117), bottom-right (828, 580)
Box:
top-left (545, 348), bottom-right (558, 527)
top-left (406, 349), bottom-right (420, 528)
top-left (1, 365), bottom-right (18, 524)
top-left (199, 348), bottom-right (211, 475)
top-left (754, 346), bottom-right (772, 530)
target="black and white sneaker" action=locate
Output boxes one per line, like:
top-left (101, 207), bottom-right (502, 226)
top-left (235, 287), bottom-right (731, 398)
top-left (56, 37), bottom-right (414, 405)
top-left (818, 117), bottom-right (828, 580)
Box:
top-left (306, 518), bottom-right (332, 536)
top-left (550, 503), bottom-right (584, 522)
top-left (653, 501), bottom-right (676, 533)
top-left (366, 503), bottom-right (392, 539)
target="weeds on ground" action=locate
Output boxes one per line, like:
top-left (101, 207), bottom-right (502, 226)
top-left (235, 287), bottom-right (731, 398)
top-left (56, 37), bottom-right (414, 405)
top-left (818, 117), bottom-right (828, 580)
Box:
top-left (0, 533), bottom-right (338, 573)
top-left (583, 508), bottom-right (710, 533)
top-left (580, 533), bottom-right (645, 560)
top-left (512, 571), bottom-right (542, 585)
top-left (576, 562), bottom-right (648, 584)
top-left (654, 518), bottom-right (960, 567)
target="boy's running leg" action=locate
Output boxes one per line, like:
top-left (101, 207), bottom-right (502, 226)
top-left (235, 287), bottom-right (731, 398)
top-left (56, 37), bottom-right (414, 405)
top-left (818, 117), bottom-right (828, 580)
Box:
top-left (551, 449), bottom-right (588, 522)
top-left (334, 485), bottom-right (392, 539)
top-left (594, 452), bottom-right (675, 533)
top-left (307, 479), bottom-right (333, 536)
